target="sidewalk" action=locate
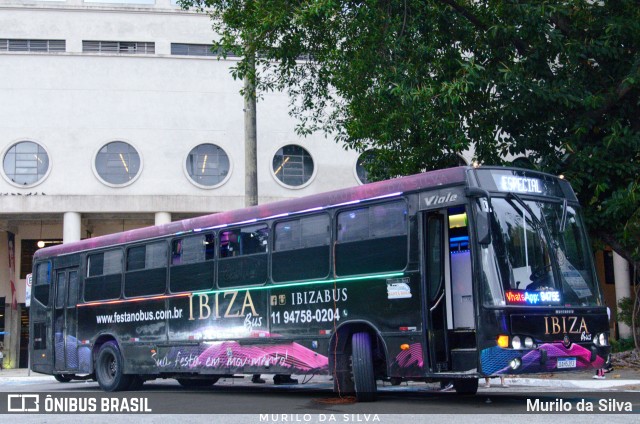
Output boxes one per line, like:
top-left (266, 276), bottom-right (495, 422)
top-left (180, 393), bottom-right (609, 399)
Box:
top-left (1, 367), bottom-right (639, 390)
top-left (491, 367), bottom-right (640, 390)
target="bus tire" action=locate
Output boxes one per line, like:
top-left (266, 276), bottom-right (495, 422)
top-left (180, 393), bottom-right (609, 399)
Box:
top-left (351, 332), bottom-right (376, 402)
top-left (452, 378), bottom-right (478, 395)
top-left (54, 374), bottom-right (73, 383)
top-left (176, 378), bottom-right (219, 388)
top-left (95, 341), bottom-right (131, 392)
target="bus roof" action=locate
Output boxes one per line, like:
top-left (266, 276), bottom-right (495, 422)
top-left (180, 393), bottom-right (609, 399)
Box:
top-left (33, 166), bottom-right (467, 260)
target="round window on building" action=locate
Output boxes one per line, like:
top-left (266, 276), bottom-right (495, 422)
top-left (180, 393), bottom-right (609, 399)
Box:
top-left (272, 145), bottom-right (314, 187)
top-left (2, 141), bottom-right (50, 186)
top-left (94, 141), bottom-right (141, 186)
top-left (355, 150), bottom-right (377, 184)
top-left (185, 143), bottom-right (230, 187)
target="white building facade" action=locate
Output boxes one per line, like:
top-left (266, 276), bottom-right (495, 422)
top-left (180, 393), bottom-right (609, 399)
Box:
top-left (0, 0), bottom-right (371, 368)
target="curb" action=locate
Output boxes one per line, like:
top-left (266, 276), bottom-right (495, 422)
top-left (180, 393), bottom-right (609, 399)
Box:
top-left (505, 377), bottom-right (640, 390)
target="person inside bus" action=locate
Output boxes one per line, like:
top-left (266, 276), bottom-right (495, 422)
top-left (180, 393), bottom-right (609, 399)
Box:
top-left (171, 240), bottom-right (182, 265)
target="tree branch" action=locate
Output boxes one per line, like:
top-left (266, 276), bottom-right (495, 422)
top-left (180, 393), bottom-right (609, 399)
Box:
top-left (594, 230), bottom-right (639, 267)
top-left (436, 0), bottom-right (528, 57)
top-left (584, 55), bottom-right (640, 123)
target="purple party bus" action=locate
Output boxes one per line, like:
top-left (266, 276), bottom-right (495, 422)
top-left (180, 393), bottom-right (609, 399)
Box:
top-left (29, 165), bottom-right (610, 401)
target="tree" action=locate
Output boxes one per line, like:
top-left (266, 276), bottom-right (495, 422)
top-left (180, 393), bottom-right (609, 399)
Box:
top-left (178, 0), bottom-right (640, 265)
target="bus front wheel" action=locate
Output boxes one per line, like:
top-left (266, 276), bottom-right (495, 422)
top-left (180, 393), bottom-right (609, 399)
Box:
top-left (95, 341), bottom-right (131, 392)
top-left (351, 332), bottom-right (377, 402)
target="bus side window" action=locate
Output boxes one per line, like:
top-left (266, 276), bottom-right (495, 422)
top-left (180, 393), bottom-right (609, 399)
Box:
top-left (84, 249), bottom-right (123, 301)
top-left (125, 241), bottom-right (168, 297)
top-left (220, 230), bottom-right (240, 258)
top-left (335, 200), bottom-right (408, 276)
top-left (218, 225), bottom-right (269, 288)
top-left (272, 214), bottom-right (330, 282)
top-left (169, 234), bottom-right (215, 293)
top-left (33, 261), bottom-right (52, 306)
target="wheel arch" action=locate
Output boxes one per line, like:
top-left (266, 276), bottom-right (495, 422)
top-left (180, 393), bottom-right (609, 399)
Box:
top-left (92, 334), bottom-right (119, 372)
top-left (328, 320), bottom-right (389, 378)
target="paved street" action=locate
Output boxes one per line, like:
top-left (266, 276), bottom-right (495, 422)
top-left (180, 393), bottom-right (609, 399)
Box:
top-left (0, 367), bottom-right (638, 422)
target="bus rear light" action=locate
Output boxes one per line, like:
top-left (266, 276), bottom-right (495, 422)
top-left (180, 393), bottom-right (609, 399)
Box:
top-left (399, 326), bottom-right (417, 332)
top-left (400, 344), bottom-right (410, 351)
top-left (497, 335), bottom-right (509, 348)
top-left (319, 330), bottom-right (331, 335)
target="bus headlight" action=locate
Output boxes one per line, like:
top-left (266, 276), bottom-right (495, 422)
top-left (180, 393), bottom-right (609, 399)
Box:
top-left (524, 337), bottom-right (534, 349)
top-left (594, 333), bottom-right (607, 346)
top-left (512, 336), bottom-right (521, 350)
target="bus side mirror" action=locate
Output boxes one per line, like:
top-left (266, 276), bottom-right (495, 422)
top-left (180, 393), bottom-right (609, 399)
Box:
top-left (475, 211), bottom-right (492, 246)
top-left (465, 187), bottom-right (492, 246)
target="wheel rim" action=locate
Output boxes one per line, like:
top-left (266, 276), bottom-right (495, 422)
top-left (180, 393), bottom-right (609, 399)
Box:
top-left (101, 352), bottom-right (117, 384)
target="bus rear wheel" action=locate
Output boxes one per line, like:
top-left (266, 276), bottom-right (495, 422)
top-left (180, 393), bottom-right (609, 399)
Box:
top-left (452, 378), bottom-right (478, 395)
top-left (177, 378), bottom-right (219, 388)
top-left (351, 332), bottom-right (377, 402)
top-left (95, 341), bottom-right (131, 392)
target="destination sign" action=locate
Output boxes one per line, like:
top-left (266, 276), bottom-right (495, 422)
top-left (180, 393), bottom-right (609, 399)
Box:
top-left (475, 169), bottom-right (569, 198)
top-left (496, 175), bottom-right (543, 194)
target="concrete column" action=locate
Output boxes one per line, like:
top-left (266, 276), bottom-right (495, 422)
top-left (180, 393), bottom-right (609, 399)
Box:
top-left (613, 252), bottom-right (632, 339)
top-left (155, 212), bottom-right (172, 226)
top-left (4, 305), bottom-right (21, 369)
top-left (63, 212), bottom-right (82, 244)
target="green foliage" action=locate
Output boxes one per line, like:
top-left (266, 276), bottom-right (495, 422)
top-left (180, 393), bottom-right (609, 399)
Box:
top-left (610, 337), bottom-right (636, 353)
top-left (178, 0), bottom-right (640, 262)
top-left (617, 297), bottom-right (638, 329)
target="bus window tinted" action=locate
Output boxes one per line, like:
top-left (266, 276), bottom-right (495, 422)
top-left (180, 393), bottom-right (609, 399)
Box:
top-left (275, 215), bottom-right (329, 251)
top-left (338, 201), bottom-right (407, 242)
top-left (171, 234), bottom-right (214, 265)
top-left (125, 242), bottom-right (168, 297)
top-left (220, 225), bottom-right (268, 258)
top-left (128, 242), bottom-right (167, 271)
top-left (88, 250), bottom-right (123, 277)
top-left (33, 262), bottom-right (51, 306)
top-left (272, 215), bottom-right (330, 282)
top-left (85, 249), bottom-right (123, 301)
top-left (336, 200), bottom-right (408, 275)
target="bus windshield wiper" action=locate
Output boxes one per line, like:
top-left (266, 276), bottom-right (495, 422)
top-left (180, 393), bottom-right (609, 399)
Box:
top-left (559, 198), bottom-right (568, 233)
top-left (507, 192), bottom-right (543, 229)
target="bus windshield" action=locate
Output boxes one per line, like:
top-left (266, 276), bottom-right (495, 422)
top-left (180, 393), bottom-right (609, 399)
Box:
top-left (488, 197), bottom-right (600, 307)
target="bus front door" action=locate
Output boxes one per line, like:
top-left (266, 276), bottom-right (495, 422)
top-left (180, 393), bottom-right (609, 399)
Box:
top-left (53, 268), bottom-right (79, 372)
top-left (423, 211), bottom-right (449, 372)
